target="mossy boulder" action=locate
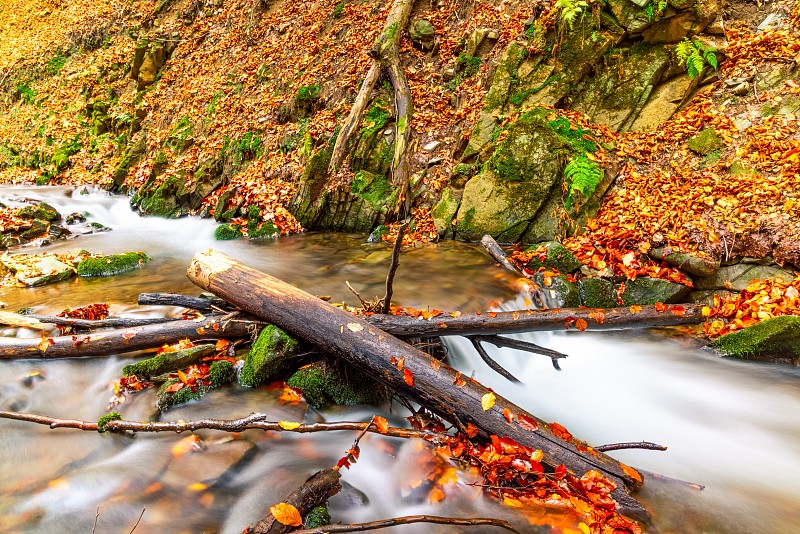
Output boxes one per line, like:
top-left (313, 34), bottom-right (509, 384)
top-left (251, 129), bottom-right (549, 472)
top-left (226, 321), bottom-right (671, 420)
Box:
top-left (239, 325), bottom-right (300, 387)
top-left (17, 202), bottom-right (60, 222)
top-left (687, 128), bottom-right (724, 155)
top-left (76, 252), bottom-right (150, 277)
top-left (431, 188), bottom-right (460, 236)
top-left (455, 110), bottom-right (569, 241)
top-left (694, 264), bottom-right (796, 291)
top-left (305, 506), bottom-right (331, 529)
top-left (409, 18), bottom-right (435, 50)
top-left (524, 242), bottom-right (582, 273)
top-left (578, 277), bottom-right (618, 308)
top-left (286, 360), bottom-right (388, 409)
top-left (214, 223), bottom-right (243, 240)
top-left (621, 276), bottom-right (691, 305)
top-left (572, 42), bottom-right (670, 132)
top-left (135, 175), bottom-right (190, 218)
top-left (710, 315), bottom-right (800, 363)
top-left (156, 360), bottom-right (234, 411)
top-left (351, 171), bottom-right (395, 212)
top-left (248, 220), bottom-right (279, 239)
top-left (3, 254), bottom-right (76, 287)
top-left (533, 273), bottom-right (580, 308)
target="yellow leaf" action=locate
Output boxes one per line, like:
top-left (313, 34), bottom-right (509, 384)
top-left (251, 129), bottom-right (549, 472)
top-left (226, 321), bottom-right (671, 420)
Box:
top-left (188, 482), bottom-right (208, 491)
top-left (270, 502), bottom-right (302, 526)
top-left (481, 392), bottom-right (496, 411)
top-left (278, 421), bottom-right (301, 430)
top-left (503, 496), bottom-right (523, 507)
top-left (578, 523), bottom-right (591, 534)
top-left (346, 322), bottom-right (363, 332)
top-left (702, 306), bottom-right (711, 317)
top-left (177, 369), bottom-right (188, 383)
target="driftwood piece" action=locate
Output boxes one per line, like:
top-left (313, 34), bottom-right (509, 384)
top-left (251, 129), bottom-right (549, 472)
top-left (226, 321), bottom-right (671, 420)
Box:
top-left (0, 316), bottom-right (254, 360)
top-left (249, 468), bottom-right (342, 534)
top-left (480, 235), bottom-right (523, 276)
top-left (368, 304), bottom-right (704, 337)
top-left (187, 251), bottom-right (646, 515)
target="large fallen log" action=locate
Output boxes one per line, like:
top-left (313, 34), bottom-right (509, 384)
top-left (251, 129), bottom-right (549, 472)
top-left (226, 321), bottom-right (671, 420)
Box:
top-left (187, 251), bottom-right (647, 516)
top-left (369, 303), bottom-right (705, 337)
top-left (136, 292), bottom-right (704, 337)
top-left (0, 316), bottom-right (254, 360)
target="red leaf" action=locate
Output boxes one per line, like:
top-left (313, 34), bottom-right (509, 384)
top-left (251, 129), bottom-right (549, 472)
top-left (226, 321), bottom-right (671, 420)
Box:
top-left (503, 407), bottom-right (514, 423)
top-left (670, 305), bottom-right (686, 316)
top-left (549, 422), bottom-right (573, 442)
top-left (554, 464), bottom-right (567, 480)
top-left (517, 414), bottom-right (539, 432)
top-left (403, 368), bottom-right (414, 387)
top-left (465, 422), bottom-right (479, 438)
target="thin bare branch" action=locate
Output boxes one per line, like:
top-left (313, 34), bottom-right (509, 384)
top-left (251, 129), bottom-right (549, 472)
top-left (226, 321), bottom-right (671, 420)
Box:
top-left (595, 441), bottom-right (667, 452)
top-left (128, 507), bottom-right (145, 534)
top-left (292, 515), bottom-right (522, 534)
top-left (382, 222), bottom-right (408, 314)
top-left (468, 337), bottom-right (521, 383)
top-left (469, 334), bottom-right (567, 370)
top-left (0, 410), bottom-right (446, 441)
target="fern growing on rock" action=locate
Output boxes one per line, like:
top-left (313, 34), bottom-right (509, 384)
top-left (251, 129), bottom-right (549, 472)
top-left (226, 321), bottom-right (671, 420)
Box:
top-left (564, 154), bottom-right (602, 210)
top-left (555, 0), bottom-right (589, 30)
top-left (676, 38), bottom-right (718, 79)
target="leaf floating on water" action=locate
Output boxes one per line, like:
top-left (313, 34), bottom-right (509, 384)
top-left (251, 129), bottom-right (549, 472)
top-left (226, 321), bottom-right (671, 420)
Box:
top-left (270, 502), bottom-right (302, 527)
top-left (481, 392), bottom-right (496, 411)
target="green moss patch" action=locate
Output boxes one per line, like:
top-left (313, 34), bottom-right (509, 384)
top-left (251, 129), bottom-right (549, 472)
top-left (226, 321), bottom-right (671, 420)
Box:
top-left (710, 316), bottom-right (800, 362)
top-left (286, 360), bottom-right (388, 409)
top-left (687, 128), bottom-right (724, 155)
top-left (239, 325), bottom-right (300, 387)
top-left (214, 223), bottom-right (243, 240)
top-left (578, 277), bottom-right (618, 308)
top-left (76, 252), bottom-right (150, 277)
top-left (157, 360), bottom-right (234, 411)
top-left (525, 241), bottom-right (582, 273)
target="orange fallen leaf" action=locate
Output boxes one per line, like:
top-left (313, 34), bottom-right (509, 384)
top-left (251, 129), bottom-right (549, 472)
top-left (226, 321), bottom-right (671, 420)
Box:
top-left (403, 368), bottom-right (414, 387)
top-left (430, 359), bottom-right (441, 371)
top-left (270, 502), bottom-right (302, 527)
top-left (374, 416), bottom-right (389, 434)
top-left (575, 318), bottom-right (588, 331)
top-left (465, 422), bottom-right (479, 438)
top-left (629, 305), bottom-right (643, 314)
top-left (670, 305), bottom-right (686, 316)
top-left (503, 407), bottom-right (514, 423)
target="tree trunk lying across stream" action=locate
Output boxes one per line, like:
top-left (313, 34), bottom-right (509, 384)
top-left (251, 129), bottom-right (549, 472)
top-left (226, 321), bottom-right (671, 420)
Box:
top-left (187, 250), bottom-right (647, 516)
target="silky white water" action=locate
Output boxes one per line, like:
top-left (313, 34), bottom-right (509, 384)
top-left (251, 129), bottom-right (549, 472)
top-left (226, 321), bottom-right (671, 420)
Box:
top-left (1, 186), bottom-right (799, 533)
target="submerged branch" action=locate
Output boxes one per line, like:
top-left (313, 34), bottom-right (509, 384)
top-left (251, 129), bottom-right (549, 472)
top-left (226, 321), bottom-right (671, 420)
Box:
top-left (292, 515), bottom-right (522, 534)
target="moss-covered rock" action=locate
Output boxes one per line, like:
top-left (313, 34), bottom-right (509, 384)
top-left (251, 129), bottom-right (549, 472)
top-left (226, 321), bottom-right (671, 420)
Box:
top-left (286, 360), bottom-right (388, 408)
top-left (578, 277), bottom-right (618, 308)
top-left (431, 188), bottom-right (460, 236)
top-left (533, 273), bottom-right (580, 308)
top-left (157, 360), bottom-right (234, 411)
top-left (687, 128), bottom-right (724, 155)
top-left (621, 276), bottom-right (691, 305)
top-left (135, 175), bottom-right (190, 218)
top-left (4, 254), bottom-right (76, 287)
top-left (17, 202), bottom-right (60, 222)
top-left (455, 109), bottom-right (569, 241)
top-left (122, 344), bottom-right (216, 378)
top-left (214, 223), bottom-right (243, 240)
top-left (351, 171), bottom-right (394, 212)
top-left (710, 315), bottom-right (800, 363)
top-left (239, 325), bottom-right (300, 387)
top-left (249, 220), bottom-right (279, 239)
top-left (76, 252), bottom-right (150, 277)
top-left (571, 42), bottom-right (670, 132)
top-left (524, 241), bottom-right (582, 273)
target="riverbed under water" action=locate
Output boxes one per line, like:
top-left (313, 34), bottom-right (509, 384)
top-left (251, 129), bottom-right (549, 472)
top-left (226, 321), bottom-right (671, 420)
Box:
top-left (1, 186), bottom-right (799, 533)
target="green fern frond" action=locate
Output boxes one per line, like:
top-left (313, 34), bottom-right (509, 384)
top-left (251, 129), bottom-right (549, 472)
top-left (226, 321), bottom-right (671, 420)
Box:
top-left (564, 155), bottom-right (602, 210)
top-left (556, 0), bottom-right (588, 30)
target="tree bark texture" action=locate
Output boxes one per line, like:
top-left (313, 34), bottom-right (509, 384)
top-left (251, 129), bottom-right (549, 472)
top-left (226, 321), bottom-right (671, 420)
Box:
top-left (187, 251), bottom-right (646, 514)
top-left (369, 303), bottom-right (705, 337)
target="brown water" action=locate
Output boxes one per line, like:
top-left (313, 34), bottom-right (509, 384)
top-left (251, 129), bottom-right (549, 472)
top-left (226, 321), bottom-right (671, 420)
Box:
top-left (1, 186), bottom-right (799, 533)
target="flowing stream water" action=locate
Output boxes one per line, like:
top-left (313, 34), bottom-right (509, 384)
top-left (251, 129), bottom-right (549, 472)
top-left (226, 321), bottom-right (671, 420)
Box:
top-left (1, 186), bottom-right (799, 533)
